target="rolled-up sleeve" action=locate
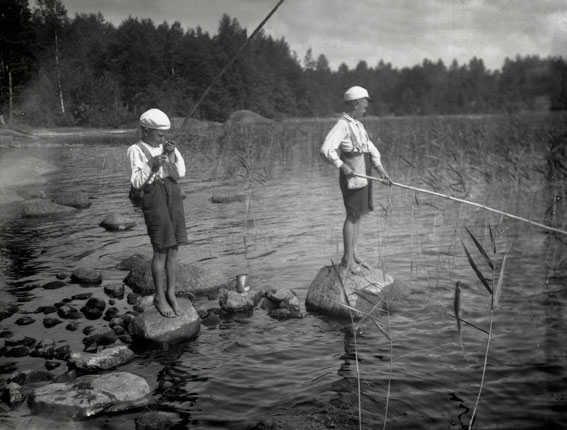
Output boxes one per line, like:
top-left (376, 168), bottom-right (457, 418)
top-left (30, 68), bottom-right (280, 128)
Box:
top-left (127, 145), bottom-right (153, 189)
top-left (164, 148), bottom-right (186, 179)
top-left (367, 140), bottom-right (382, 167)
top-left (320, 121), bottom-right (349, 168)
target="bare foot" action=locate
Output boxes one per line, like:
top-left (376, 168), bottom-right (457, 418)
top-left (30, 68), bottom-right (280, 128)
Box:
top-left (350, 264), bottom-right (363, 275)
top-left (353, 254), bottom-right (372, 270)
top-left (154, 296), bottom-right (176, 318)
top-left (167, 291), bottom-right (183, 316)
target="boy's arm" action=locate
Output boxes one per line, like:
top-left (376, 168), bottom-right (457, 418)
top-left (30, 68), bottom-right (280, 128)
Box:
top-left (375, 164), bottom-right (392, 186)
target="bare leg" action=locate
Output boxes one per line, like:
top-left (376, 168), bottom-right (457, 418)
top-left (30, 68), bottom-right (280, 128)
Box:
top-left (152, 246), bottom-right (176, 318)
top-left (341, 216), bottom-right (354, 267)
top-left (353, 219), bottom-right (371, 270)
top-left (341, 215), bottom-right (362, 274)
top-left (165, 245), bottom-right (182, 315)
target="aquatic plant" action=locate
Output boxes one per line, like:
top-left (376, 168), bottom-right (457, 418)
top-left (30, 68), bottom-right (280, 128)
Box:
top-left (458, 225), bottom-right (509, 429)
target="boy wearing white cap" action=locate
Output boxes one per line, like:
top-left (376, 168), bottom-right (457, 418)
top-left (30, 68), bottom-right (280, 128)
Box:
top-left (320, 86), bottom-right (392, 275)
top-left (127, 108), bottom-right (188, 318)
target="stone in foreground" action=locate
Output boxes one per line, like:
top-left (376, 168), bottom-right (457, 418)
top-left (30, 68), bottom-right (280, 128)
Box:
top-left (69, 345), bottom-right (134, 373)
top-left (128, 298), bottom-right (200, 346)
top-left (305, 265), bottom-right (395, 319)
top-left (29, 372), bottom-right (153, 419)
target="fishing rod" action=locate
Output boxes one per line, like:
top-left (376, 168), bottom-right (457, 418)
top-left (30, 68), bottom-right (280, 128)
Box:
top-left (138, 0), bottom-right (285, 189)
top-left (354, 173), bottom-right (567, 237)
top-left (171, 0), bottom-right (286, 140)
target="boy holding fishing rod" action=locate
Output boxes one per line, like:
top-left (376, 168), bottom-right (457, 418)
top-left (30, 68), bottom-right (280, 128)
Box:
top-left (320, 86), bottom-right (392, 275)
top-left (127, 108), bottom-right (188, 318)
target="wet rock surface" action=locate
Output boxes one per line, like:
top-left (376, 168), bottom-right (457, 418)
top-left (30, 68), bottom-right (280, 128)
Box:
top-left (69, 345), bottom-right (134, 372)
top-left (128, 298), bottom-right (200, 346)
top-left (20, 198), bottom-right (77, 217)
top-left (99, 213), bottom-right (136, 231)
top-left (305, 265), bottom-right (396, 319)
top-left (124, 259), bottom-right (230, 298)
top-left (29, 372), bottom-right (153, 419)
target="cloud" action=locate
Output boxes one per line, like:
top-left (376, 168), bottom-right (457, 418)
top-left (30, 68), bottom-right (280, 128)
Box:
top-left (60, 0), bottom-right (566, 71)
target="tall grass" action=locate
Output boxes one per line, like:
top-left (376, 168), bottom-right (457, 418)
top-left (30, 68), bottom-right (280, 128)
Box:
top-left (458, 225), bottom-right (509, 429)
top-left (176, 112), bottom-right (566, 427)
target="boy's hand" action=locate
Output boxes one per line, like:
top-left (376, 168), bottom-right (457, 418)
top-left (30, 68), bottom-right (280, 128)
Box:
top-left (148, 154), bottom-right (168, 169)
top-left (340, 164), bottom-right (354, 178)
top-left (163, 140), bottom-right (176, 154)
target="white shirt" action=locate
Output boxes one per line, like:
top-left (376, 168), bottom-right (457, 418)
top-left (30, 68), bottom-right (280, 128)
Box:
top-left (320, 113), bottom-right (382, 169)
top-left (127, 140), bottom-right (186, 189)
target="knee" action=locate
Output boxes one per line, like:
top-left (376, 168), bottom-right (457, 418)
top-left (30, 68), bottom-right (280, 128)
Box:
top-left (346, 213), bottom-right (360, 223)
top-left (165, 246), bottom-right (178, 261)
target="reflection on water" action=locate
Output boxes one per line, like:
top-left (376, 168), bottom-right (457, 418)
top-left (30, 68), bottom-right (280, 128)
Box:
top-left (0, 114), bottom-right (566, 429)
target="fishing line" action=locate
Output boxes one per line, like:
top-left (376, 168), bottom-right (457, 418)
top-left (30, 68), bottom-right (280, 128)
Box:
top-left (355, 173), bottom-right (567, 236)
top-left (171, 0), bottom-right (286, 140)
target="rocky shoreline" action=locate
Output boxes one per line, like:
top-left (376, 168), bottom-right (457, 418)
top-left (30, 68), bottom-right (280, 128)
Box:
top-left (0, 166), bottom-right (396, 429)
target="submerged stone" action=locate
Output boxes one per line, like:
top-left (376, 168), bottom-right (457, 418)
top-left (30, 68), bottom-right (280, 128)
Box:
top-left (210, 194), bottom-right (247, 204)
top-left (71, 268), bottom-right (102, 285)
top-left (0, 301), bottom-right (18, 321)
top-left (20, 198), bottom-right (76, 217)
top-left (51, 191), bottom-right (92, 209)
top-left (124, 259), bottom-right (230, 298)
top-left (29, 372), bottom-right (153, 419)
top-left (305, 265), bottom-right (395, 320)
top-left (99, 213), bottom-right (136, 231)
top-left (136, 411), bottom-right (182, 430)
top-left (42, 281), bottom-right (66, 290)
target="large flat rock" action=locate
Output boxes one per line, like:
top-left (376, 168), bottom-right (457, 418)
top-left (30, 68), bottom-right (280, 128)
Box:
top-left (305, 265), bottom-right (395, 319)
top-left (29, 372), bottom-right (153, 419)
top-left (128, 298), bottom-right (200, 346)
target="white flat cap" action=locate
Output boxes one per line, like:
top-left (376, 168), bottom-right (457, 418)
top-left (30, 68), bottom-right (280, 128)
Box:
top-left (344, 86), bottom-right (372, 102)
top-left (139, 108), bottom-right (171, 130)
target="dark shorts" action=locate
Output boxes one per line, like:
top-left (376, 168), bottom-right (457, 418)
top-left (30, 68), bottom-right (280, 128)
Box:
top-left (141, 177), bottom-right (188, 249)
top-left (339, 152), bottom-right (374, 219)
top-left (340, 174), bottom-right (373, 219)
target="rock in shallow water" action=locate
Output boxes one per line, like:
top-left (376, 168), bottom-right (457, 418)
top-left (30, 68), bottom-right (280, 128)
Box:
top-left (124, 259), bottom-right (230, 298)
top-left (218, 289), bottom-right (255, 313)
top-left (29, 372), bottom-right (153, 419)
top-left (20, 198), bottom-right (76, 217)
top-left (71, 267), bottom-right (102, 285)
top-left (69, 345), bottom-right (134, 373)
top-left (128, 298), bottom-right (200, 346)
top-left (99, 213), bottom-right (136, 231)
top-left (305, 265), bottom-right (395, 319)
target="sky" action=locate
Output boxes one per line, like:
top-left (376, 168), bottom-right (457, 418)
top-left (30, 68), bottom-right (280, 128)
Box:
top-left (56, 0), bottom-right (566, 71)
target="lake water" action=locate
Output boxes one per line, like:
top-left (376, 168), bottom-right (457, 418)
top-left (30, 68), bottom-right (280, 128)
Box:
top-left (0, 116), bottom-right (566, 429)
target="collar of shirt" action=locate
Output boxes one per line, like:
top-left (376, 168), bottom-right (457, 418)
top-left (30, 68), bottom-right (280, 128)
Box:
top-left (342, 113), bottom-right (362, 127)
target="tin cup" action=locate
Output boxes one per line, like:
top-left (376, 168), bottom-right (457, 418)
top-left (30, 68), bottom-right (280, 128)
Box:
top-left (236, 274), bottom-right (250, 292)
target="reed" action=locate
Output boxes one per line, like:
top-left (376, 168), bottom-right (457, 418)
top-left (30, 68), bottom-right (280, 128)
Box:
top-left (458, 225), bottom-right (509, 429)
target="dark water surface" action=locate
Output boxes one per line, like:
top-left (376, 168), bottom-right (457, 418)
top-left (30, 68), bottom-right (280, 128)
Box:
top-left (0, 116), bottom-right (566, 429)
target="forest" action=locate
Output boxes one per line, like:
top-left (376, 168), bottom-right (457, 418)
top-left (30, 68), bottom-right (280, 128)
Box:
top-left (1, 0), bottom-right (566, 127)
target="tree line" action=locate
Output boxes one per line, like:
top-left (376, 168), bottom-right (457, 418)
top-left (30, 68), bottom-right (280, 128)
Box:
top-left (1, 0), bottom-right (566, 127)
